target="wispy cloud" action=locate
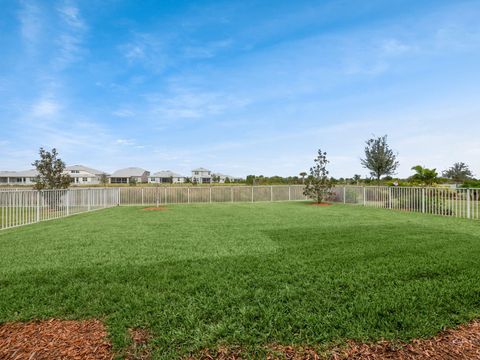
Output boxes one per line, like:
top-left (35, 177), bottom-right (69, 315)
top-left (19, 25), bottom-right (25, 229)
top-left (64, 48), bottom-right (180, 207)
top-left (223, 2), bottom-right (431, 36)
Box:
top-left (18, 1), bottom-right (43, 47)
top-left (53, 1), bottom-right (87, 69)
top-left (31, 98), bottom-right (61, 117)
top-left (119, 33), bottom-right (169, 72)
top-left (146, 87), bottom-right (250, 119)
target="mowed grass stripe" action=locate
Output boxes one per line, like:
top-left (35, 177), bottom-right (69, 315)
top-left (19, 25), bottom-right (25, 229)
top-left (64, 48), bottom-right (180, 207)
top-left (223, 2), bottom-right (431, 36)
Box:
top-left (1, 202), bottom-right (480, 358)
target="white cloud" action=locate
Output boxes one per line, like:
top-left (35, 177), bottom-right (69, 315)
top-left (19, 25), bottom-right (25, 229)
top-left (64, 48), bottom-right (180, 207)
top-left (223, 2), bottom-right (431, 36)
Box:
top-left (147, 88), bottom-right (250, 119)
top-left (115, 139), bottom-right (136, 146)
top-left (53, 1), bottom-right (87, 69)
top-left (18, 1), bottom-right (42, 45)
top-left (113, 109), bottom-right (135, 117)
top-left (31, 98), bottom-right (61, 117)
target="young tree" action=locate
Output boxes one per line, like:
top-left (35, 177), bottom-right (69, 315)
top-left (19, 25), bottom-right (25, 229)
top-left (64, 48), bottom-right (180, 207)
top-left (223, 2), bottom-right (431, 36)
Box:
top-left (442, 162), bottom-right (474, 183)
top-left (100, 173), bottom-right (109, 187)
top-left (129, 177), bottom-right (137, 186)
top-left (299, 171), bottom-right (307, 184)
top-left (410, 165), bottom-right (438, 185)
top-left (361, 135), bottom-right (399, 182)
top-left (303, 149), bottom-right (333, 203)
top-left (353, 174), bottom-right (361, 185)
top-left (32, 148), bottom-right (71, 190)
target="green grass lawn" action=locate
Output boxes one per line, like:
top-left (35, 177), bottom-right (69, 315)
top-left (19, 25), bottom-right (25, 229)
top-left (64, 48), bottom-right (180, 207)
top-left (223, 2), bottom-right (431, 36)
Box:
top-left (1, 202), bottom-right (480, 358)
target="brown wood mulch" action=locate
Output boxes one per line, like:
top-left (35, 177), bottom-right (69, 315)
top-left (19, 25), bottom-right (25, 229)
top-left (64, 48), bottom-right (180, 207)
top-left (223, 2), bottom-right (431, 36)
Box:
top-left (1, 319), bottom-right (480, 359)
top-left (0, 319), bottom-right (113, 360)
top-left (192, 320), bottom-right (480, 359)
top-left (308, 202), bottom-right (333, 207)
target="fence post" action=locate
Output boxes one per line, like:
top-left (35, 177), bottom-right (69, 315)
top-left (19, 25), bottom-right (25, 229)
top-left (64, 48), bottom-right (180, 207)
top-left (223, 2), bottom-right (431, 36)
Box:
top-left (363, 187), bottom-right (366, 206)
top-left (209, 187), bottom-right (212, 203)
top-left (343, 187), bottom-right (346, 204)
top-left (388, 187), bottom-right (392, 209)
top-left (104, 189), bottom-right (107, 208)
top-left (36, 191), bottom-right (40, 222)
top-left (164, 187), bottom-right (167, 205)
top-left (66, 190), bottom-right (70, 216)
top-left (422, 188), bottom-right (425, 214)
top-left (467, 189), bottom-right (471, 219)
top-left (87, 189), bottom-right (91, 211)
top-left (156, 187), bottom-right (159, 207)
top-left (188, 188), bottom-right (190, 203)
top-left (251, 186), bottom-right (254, 203)
top-left (270, 186), bottom-right (273, 202)
top-left (141, 188), bottom-right (144, 206)
top-left (288, 186), bottom-right (291, 201)
top-left (231, 187), bottom-right (234, 202)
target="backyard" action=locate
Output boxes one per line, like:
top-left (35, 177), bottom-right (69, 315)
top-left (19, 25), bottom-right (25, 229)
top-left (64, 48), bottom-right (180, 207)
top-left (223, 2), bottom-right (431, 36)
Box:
top-left (1, 202), bottom-right (480, 358)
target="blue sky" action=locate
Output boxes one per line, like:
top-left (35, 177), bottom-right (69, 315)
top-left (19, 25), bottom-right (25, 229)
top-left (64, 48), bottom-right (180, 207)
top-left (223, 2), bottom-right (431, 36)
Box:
top-left (1, 0), bottom-right (479, 178)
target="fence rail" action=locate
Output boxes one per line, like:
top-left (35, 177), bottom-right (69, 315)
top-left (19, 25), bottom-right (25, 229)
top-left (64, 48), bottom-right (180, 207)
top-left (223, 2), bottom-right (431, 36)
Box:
top-left (1, 185), bottom-right (479, 230)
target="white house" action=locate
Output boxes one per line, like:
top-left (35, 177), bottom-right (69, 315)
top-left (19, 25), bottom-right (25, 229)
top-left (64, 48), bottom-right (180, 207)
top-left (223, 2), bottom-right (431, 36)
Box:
top-left (149, 170), bottom-right (185, 184)
top-left (191, 167), bottom-right (211, 184)
top-left (212, 173), bottom-right (234, 183)
top-left (110, 167), bottom-right (150, 184)
top-left (66, 165), bottom-right (108, 185)
top-left (0, 169), bottom-right (38, 185)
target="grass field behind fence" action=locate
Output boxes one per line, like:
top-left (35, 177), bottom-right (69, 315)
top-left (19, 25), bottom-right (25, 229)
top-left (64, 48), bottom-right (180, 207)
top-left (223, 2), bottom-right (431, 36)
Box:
top-left (1, 202), bottom-right (480, 358)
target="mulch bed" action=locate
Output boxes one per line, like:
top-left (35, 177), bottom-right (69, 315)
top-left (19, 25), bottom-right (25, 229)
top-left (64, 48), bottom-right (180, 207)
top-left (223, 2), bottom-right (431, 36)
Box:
top-left (142, 207), bottom-right (168, 211)
top-left (308, 202), bottom-right (333, 207)
top-left (0, 319), bottom-right (113, 360)
top-left (331, 320), bottom-right (480, 359)
top-left (1, 319), bottom-right (480, 359)
top-left (191, 320), bottom-right (480, 359)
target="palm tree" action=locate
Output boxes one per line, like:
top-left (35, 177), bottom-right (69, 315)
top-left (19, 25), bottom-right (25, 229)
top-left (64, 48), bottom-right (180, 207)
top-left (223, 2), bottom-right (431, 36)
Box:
top-left (299, 172), bottom-right (307, 184)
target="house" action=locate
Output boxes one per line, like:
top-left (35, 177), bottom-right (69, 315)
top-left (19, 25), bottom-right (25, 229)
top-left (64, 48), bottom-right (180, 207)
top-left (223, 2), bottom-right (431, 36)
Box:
top-left (110, 167), bottom-right (150, 184)
top-left (149, 170), bottom-right (185, 184)
top-left (212, 173), bottom-right (233, 183)
top-left (0, 169), bottom-right (39, 185)
top-left (191, 167), bottom-right (211, 184)
top-left (66, 165), bottom-right (108, 185)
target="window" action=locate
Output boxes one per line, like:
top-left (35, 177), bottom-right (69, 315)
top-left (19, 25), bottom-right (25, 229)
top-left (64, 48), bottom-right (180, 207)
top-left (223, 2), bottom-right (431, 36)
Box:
top-left (194, 171), bottom-right (199, 175)
top-left (71, 170), bottom-right (79, 174)
top-left (83, 177), bottom-right (88, 182)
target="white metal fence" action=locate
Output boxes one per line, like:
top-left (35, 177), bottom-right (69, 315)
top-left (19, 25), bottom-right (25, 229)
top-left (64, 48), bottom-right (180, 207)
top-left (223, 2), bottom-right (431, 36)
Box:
top-left (1, 185), bottom-right (479, 230)
top-left (0, 188), bottom-right (119, 230)
top-left (118, 185), bottom-right (307, 206)
top-left (333, 186), bottom-right (480, 220)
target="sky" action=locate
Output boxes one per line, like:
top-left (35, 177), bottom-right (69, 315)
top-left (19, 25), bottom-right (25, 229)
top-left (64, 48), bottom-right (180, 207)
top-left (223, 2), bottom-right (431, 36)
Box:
top-left (0, 0), bottom-right (479, 178)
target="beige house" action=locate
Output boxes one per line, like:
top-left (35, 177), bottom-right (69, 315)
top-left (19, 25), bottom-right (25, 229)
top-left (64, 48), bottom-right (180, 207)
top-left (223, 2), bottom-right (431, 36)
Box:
top-left (149, 171), bottom-right (185, 184)
top-left (110, 167), bottom-right (150, 184)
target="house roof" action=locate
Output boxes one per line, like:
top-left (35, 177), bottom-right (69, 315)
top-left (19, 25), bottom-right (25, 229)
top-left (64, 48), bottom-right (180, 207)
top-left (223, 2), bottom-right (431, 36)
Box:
top-left (66, 165), bottom-right (106, 175)
top-left (212, 172), bottom-right (233, 178)
top-left (192, 167), bottom-right (210, 172)
top-left (152, 170), bottom-right (183, 178)
top-left (0, 169), bottom-right (39, 177)
top-left (111, 167), bottom-right (149, 177)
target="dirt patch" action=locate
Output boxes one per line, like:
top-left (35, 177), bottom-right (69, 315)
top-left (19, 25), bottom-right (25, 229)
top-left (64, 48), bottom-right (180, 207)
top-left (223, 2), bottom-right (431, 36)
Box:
top-left (126, 328), bottom-right (152, 360)
top-left (308, 202), bottom-right (333, 206)
top-left (0, 319), bottom-right (113, 360)
top-left (188, 320), bottom-right (480, 359)
top-left (142, 207), bottom-right (168, 211)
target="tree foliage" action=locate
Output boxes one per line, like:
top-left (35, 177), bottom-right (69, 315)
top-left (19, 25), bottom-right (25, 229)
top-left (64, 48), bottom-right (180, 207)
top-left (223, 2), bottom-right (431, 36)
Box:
top-left (303, 149), bottom-right (333, 203)
top-left (361, 135), bottom-right (399, 181)
top-left (442, 162), bottom-right (474, 183)
top-left (410, 165), bottom-right (438, 185)
top-left (32, 148), bottom-right (71, 190)
top-left (100, 173), bottom-right (109, 186)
